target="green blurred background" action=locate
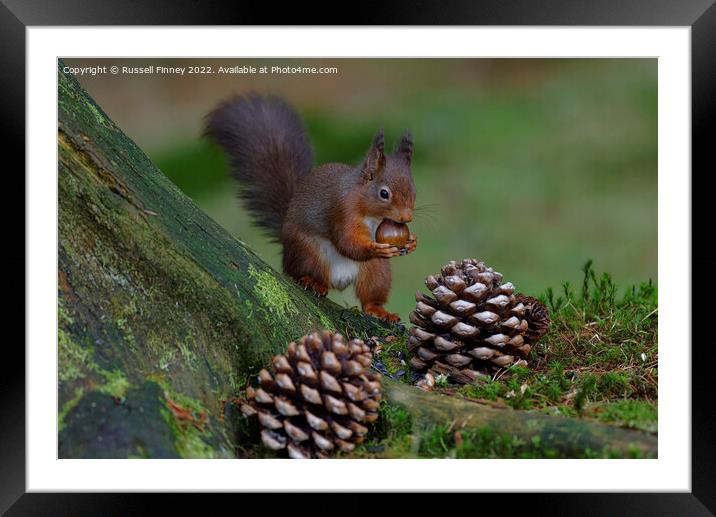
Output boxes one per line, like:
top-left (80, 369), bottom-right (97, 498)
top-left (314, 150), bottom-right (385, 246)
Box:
top-left (65, 58), bottom-right (657, 321)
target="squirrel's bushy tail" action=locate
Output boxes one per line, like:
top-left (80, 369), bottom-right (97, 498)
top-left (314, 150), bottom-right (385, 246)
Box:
top-left (205, 93), bottom-right (313, 239)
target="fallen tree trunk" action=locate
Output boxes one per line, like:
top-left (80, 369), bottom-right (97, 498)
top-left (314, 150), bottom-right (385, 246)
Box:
top-left (384, 381), bottom-right (656, 458)
top-left (57, 62), bottom-right (656, 459)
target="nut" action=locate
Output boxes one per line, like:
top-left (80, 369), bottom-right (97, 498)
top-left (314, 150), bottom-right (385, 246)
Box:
top-left (375, 219), bottom-right (410, 247)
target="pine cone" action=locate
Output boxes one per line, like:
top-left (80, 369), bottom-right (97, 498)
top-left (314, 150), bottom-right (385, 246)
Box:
top-left (240, 331), bottom-right (381, 458)
top-left (514, 294), bottom-right (551, 343)
top-left (408, 258), bottom-right (550, 384)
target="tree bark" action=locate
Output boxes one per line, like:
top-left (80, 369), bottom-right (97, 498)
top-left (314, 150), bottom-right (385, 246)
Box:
top-left (57, 62), bottom-right (656, 459)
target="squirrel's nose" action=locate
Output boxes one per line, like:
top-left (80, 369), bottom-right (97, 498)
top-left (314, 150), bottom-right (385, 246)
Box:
top-left (399, 209), bottom-right (413, 223)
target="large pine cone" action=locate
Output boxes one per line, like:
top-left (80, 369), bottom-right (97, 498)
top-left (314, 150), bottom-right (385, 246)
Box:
top-left (408, 259), bottom-right (550, 384)
top-left (240, 331), bottom-right (381, 458)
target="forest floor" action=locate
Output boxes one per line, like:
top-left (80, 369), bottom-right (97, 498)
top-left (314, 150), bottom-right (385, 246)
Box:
top-left (358, 261), bottom-right (658, 458)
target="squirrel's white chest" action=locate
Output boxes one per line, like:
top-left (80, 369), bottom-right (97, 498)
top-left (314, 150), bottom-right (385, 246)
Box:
top-left (316, 237), bottom-right (359, 290)
top-left (315, 217), bottom-right (381, 291)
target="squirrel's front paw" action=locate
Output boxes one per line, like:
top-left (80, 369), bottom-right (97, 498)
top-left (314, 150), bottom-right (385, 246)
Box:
top-left (401, 233), bottom-right (418, 255)
top-left (370, 241), bottom-right (402, 259)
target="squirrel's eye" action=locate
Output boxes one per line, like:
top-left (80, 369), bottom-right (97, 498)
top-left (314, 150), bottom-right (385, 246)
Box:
top-left (380, 188), bottom-right (390, 200)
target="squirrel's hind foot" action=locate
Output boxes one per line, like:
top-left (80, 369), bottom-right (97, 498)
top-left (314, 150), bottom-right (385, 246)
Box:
top-left (297, 276), bottom-right (329, 297)
top-left (363, 303), bottom-right (400, 323)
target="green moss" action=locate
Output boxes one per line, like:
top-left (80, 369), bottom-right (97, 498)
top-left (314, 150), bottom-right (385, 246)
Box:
top-left (149, 376), bottom-right (227, 458)
top-left (58, 298), bottom-right (74, 326)
top-left (58, 329), bottom-right (93, 383)
top-left (414, 424), bottom-right (653, 459)
top-left (459, 378), bottom-right (506, 402)
top-left (59, 299), bottom-right (132, 400)
top-left (582, 400), bottom-right (657, 433)
top-left (434, 374), bottom-right (449, 388)
top-left (375, 401), bottom-right (413, 439)
top-left (318, 312), bottom-right (335, 331)
top-left (58, 387), bottom-right (85, 433)
top-left (228, 370), bottom-right (250, 392)
top-left (85, 98), bottom-right (110, 128)
top-left (115, 316), bottom-right (137, 350)
top-left (145, 333), bottom-right (178, 371)
top-left (379, 354), bottom-right (403, 377)
top-left (60, 300), bottom-right (134, 404)
top-left (145, 333), bottom-right (164, 355)
top-left (373, 333), bottom-right (412, 382)
top-left (167, 388), bottom-right (206, 415)
top-left (160, 406), bottom-right (217, 458)
top-left (248, 264), bottom-right (299, 326)
top-left (158, 349), bottom-right (177, 371)
top-left (145, 329), bottom-right (202, 374)
top-left (58, 301), bottom-right (95, 383)
top-left (98, 368), bottom-right (131, 400)
top-left (352, 401), bottom-right (415, 458)
top-left (128, 445), bottom-right (151, 459)
top-left (177, 334), bottom-right (198, 368)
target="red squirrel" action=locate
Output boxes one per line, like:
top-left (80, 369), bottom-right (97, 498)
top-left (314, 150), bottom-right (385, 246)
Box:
top-left (205, 93), bottom-right (417, 322)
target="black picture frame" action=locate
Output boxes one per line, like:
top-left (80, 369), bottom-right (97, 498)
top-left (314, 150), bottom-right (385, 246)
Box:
top-left (2, 1), bottom-right (711, 514)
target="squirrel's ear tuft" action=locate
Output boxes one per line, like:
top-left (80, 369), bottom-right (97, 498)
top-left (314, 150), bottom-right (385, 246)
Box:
top-left (373, 128), bottom-right (385, 153)
top-left (395, 131), bottom-right (413, 165)
top-left (362, 129), bottom-right (385, 181)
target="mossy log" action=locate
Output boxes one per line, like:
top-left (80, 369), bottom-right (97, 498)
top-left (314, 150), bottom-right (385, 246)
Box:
top-left (384, 381), bottom-right (656, 458)
top-left (57, 62), bottom-right (656, 459)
